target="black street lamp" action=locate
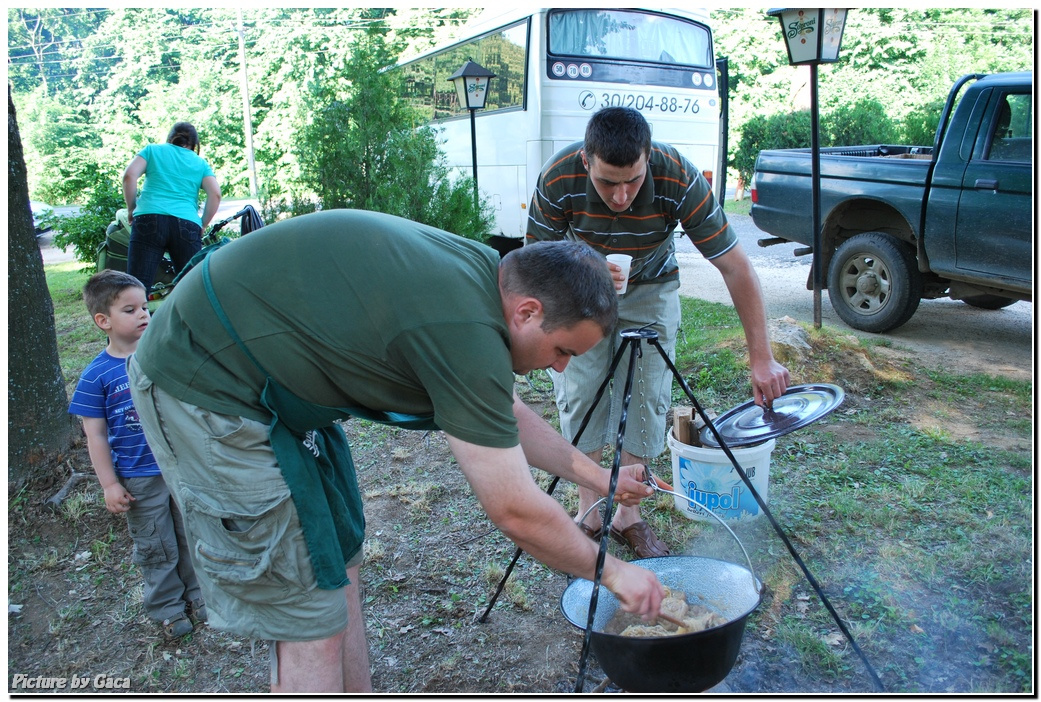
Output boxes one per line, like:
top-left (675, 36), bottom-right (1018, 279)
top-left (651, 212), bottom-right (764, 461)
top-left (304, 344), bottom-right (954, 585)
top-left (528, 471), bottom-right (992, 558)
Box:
top-left (767, 8), bottom-right (849, 329)
top-left (448, 59), bottom-right (496, 208)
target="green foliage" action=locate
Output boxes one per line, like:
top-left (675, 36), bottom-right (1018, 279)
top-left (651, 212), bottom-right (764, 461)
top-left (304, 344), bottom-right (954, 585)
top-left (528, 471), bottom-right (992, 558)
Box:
top-left (7, 8), bottom-right (105, 95)
top-left (900, 100), bottom-right (945, 147)
top-left (293, 23), bottom-right (493, 241)
top-left (715, 8), bottom-right (1034, 185)
top-left (364, 127), bottom-right (494, 241)
top-left (51, 167), bottom-right (125, 268)
top-left (8, 7), bottom-right (1033, 218)
top-left (733, 111), bottom-right (811, 185)
top-left (735, 97), bottom-right (941, 182)
top-left (821, 99), bottom-right (900, 147)
top-left (17, 88), bottom-right (109, 205)
top-left (260, 192), bottom-right (319, 223)
top-left (422, 170), bottom-right (495, 242)
top-left (83, 8), bottom-right (247, 196)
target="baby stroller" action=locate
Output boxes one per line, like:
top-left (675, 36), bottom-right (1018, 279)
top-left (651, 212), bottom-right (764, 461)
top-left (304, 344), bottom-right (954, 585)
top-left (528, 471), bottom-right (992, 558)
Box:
top-left (200, 204), bottom-right (266, 246)
top-left (98, 205), bottom-right (265, 302)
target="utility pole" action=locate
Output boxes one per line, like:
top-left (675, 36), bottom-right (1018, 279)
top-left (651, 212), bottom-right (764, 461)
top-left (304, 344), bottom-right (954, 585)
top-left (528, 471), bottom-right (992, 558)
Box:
top-left (237, 9), bottom-right (259, 199)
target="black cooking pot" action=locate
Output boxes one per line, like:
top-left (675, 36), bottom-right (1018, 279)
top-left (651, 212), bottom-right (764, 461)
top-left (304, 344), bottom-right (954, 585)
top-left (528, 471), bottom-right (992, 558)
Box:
top-left (560, 556), bottom-right (762, 693)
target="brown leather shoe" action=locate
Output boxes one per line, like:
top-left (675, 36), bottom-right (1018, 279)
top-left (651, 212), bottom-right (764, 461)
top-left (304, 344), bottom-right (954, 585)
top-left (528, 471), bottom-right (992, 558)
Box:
top-left (610, 521), bottom-right (671, 558)
top-left (578, 522), bottom-right (605, 541)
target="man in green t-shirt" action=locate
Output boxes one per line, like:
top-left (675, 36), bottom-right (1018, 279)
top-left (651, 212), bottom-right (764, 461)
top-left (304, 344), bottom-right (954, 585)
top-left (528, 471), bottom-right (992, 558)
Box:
top-left (128, 209), bottom-right (666, 692)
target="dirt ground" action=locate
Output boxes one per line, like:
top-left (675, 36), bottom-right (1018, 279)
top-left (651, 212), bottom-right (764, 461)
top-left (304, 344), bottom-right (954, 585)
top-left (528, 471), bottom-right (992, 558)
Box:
top-left (7, 325), bottom-right (1033, 694)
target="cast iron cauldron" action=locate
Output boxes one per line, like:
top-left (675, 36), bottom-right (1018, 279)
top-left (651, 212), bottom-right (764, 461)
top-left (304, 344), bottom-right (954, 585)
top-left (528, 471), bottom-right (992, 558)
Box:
top-left (560, 556), bottom-right (762, 693)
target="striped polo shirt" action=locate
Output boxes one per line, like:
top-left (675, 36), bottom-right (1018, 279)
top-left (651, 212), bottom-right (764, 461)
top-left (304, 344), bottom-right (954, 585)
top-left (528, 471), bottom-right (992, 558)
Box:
top-left (526, 140), bottom-right (736, 285)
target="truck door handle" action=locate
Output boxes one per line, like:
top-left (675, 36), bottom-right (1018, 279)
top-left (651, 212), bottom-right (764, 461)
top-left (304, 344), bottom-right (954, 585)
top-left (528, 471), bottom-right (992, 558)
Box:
top-left (974, 178), bottom-right (999, 190)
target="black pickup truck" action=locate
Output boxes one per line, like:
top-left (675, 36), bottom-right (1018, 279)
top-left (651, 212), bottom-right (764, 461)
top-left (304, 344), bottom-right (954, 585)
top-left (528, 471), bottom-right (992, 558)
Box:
top-left (750, 72), bottom-right (1032, 332)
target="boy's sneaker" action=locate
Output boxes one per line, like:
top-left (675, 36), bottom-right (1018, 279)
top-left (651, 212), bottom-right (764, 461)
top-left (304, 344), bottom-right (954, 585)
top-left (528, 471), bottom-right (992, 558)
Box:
top-left (162, 612), bottom-right (193, 639)
top-left (186, 598), bottom-right (208, 625)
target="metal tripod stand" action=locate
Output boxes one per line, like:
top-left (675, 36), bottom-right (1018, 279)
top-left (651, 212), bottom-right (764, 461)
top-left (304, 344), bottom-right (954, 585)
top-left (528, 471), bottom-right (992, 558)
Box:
top-left (480, 326), bottom-right (692, 690)
top-left (478, 327), bottom-right (657, 623)
top-left (477, 323), bottom-right (885, 693)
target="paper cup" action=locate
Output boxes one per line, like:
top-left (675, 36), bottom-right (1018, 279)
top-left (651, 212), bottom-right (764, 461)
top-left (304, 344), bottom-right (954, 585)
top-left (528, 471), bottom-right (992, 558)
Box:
top-left (606, 254), bottom-right (633, 294)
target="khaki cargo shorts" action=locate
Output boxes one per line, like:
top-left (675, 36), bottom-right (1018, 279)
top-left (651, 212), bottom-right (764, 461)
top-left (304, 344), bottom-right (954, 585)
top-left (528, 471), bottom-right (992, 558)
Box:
top-left (127, 355), bottom-right (362, 642)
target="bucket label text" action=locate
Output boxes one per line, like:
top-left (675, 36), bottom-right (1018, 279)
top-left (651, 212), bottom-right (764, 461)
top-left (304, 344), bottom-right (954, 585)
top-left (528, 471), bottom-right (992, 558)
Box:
top-left (686, 483), bottom-right (759, 516)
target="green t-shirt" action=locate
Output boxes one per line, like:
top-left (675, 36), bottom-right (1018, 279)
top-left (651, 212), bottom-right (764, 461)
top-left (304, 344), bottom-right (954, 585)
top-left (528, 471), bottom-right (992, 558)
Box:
top-left (134, 143), bottom-right (215, 226)
top-left (135, 209), bottom-right (519, 448)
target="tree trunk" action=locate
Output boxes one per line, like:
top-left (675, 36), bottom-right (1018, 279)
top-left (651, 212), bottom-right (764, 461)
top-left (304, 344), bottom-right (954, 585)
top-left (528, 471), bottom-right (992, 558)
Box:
top-left (7, 85), bottom-right (77, 485)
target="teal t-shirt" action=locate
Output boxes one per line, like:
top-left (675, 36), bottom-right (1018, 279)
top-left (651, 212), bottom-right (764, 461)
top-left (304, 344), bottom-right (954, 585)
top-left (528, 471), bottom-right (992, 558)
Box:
top-left (135, 209), bottom-right (519, 449)
top-left (133, 143), bottom-right (215, 226)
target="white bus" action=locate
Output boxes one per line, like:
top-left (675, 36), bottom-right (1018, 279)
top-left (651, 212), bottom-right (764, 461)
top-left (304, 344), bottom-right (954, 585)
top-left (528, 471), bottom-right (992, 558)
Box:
top-left (396, 7), bottom-right (725, 249)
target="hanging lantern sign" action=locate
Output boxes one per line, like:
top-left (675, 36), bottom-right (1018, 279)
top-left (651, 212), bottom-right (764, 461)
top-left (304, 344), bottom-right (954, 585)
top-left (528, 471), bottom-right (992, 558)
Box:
top-left (767, 8), bottom-right (848, 65)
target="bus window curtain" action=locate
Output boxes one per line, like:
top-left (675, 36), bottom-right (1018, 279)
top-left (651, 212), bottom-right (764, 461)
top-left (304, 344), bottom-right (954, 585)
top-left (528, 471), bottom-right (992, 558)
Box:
top-left (549, 10), bottom-right (711, 67)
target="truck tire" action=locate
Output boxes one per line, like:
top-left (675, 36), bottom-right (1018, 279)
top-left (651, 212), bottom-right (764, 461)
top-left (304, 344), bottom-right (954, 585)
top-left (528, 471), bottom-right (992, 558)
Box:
top-left (962, 294), bottom-right (1017, 310)
top-left (827, 232), bottom-right (922, 333)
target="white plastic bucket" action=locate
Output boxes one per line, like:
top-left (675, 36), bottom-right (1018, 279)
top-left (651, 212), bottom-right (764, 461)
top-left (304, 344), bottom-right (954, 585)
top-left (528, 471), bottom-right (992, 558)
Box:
top-left (668, 432), bottom-right (775, 522)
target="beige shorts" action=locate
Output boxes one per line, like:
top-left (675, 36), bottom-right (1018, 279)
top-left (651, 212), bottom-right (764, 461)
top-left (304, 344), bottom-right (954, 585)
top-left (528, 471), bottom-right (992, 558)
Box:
top-left (550, 279), bottom-right (681, 459)
top-left (127, 355), bottom-right (362, 642)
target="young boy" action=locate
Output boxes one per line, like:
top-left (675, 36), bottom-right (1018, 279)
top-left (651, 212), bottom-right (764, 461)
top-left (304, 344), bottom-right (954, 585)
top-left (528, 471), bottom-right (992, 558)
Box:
top-left (68, 269), bottom-right (205, 639)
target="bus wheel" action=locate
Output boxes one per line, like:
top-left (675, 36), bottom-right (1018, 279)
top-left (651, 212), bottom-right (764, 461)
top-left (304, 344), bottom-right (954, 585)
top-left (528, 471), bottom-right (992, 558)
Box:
top-left (827, 232), bottom-right (922, 333)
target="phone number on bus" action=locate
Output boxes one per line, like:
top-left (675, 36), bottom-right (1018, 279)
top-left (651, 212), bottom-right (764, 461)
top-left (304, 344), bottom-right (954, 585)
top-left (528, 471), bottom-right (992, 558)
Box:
top-left (591, 93), bottom-right (703, 114)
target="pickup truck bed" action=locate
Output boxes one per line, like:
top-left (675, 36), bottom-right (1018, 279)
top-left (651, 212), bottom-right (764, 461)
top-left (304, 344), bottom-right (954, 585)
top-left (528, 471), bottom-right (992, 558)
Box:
top-left (752, 146), bottom-right (934, 260)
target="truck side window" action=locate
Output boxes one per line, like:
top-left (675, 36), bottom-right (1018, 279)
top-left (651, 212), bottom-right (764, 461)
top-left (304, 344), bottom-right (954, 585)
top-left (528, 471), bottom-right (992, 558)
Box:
top-left (987, 93), bottom-right (1033, 163)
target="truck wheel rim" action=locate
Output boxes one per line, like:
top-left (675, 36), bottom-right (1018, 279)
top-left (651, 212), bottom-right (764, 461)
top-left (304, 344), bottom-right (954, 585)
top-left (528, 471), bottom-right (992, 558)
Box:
top-left (838, 255), bottom-right (890, 313)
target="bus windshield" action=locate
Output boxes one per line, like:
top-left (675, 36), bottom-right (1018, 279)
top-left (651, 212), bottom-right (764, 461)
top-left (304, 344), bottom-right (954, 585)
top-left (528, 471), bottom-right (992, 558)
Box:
top-left (548, 9), bottom-right (711, 68)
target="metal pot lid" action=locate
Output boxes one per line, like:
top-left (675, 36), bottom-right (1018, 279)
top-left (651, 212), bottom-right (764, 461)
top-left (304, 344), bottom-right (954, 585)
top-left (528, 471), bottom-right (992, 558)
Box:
top-left (699, 384), bottom-right (844, 448)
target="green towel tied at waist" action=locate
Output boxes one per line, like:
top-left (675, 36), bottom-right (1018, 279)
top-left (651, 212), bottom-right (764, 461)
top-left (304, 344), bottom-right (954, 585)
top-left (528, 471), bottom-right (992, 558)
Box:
top-left (262, 379), bottom-right (364, 590)
top-left (202, 254), bottom-right (437, 590)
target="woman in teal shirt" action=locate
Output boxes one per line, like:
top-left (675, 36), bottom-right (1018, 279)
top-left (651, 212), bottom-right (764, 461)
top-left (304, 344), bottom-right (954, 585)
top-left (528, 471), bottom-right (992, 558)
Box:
top-left (123, 122), bottom-right (222, 294)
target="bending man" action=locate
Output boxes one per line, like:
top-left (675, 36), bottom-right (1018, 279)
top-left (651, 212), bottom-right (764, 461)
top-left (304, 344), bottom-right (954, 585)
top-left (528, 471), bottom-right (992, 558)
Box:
top-left (128, 208), bottom-right (665, 692)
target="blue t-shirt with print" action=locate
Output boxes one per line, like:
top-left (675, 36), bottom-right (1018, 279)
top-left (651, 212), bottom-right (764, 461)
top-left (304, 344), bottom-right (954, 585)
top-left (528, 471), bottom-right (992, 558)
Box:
top-left (69, 350), bottom-right (160, 478)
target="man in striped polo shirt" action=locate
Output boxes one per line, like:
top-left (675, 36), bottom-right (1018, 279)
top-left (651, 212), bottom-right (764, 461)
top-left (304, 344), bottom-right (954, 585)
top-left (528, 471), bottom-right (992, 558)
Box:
top-left (526, 106), bottom-right (790, 558)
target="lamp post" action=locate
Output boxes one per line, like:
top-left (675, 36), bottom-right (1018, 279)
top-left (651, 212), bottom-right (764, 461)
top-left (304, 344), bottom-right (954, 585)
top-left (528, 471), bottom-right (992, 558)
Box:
top-left (448, 59), bottom-right (496, 209)
top-left (767, 8), bottom-right (848, 329)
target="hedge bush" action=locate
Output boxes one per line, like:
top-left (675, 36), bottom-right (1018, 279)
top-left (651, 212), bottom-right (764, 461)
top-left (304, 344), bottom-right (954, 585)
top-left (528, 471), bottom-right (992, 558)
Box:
top-left (733, 99), bottom-right (945, 185)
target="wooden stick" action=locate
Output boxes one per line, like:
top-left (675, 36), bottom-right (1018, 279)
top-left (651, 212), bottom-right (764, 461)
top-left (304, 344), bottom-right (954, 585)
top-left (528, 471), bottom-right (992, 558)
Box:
top-left (688, 419), bottom-right (701, 446)
top-left (43, 470), bottom-right (88, 511)
top-left (673, 407), bottom-right (692, 444)
top-left (657, 611), bottom-right (688, 629)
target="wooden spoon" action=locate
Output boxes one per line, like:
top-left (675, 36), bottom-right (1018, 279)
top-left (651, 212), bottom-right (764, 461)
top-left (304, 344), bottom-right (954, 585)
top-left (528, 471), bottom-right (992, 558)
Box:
top-left (657, 611), bottom-right (689, 630)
